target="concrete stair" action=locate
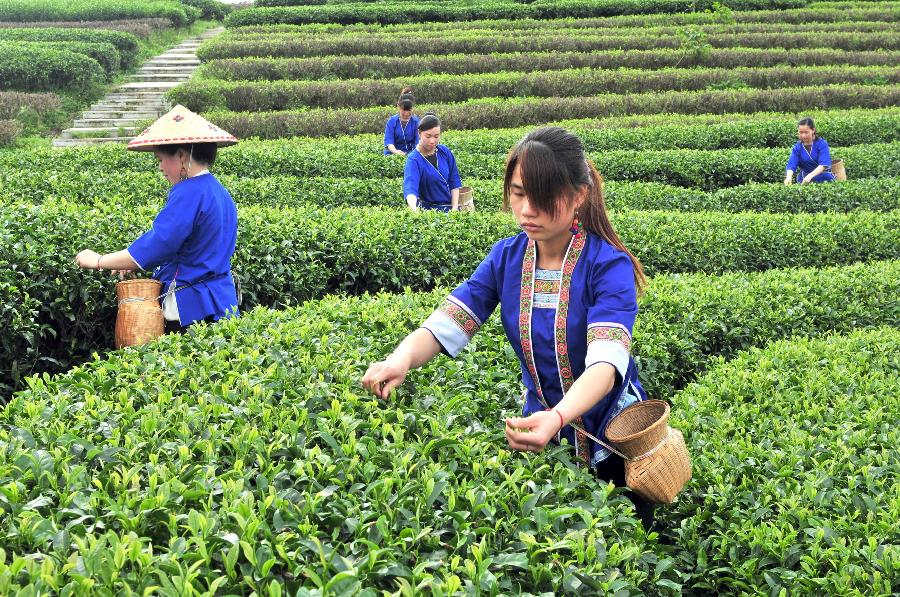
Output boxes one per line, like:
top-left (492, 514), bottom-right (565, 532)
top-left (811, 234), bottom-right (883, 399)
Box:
top-left (53, 27), bottom-right (223, 148)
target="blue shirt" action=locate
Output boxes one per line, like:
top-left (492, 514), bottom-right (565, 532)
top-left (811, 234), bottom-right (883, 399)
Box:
top-left (786, 137), bottom-right (835, 183)
top-left (384, 114), bottom-right (419, 155)
top-left (421, 232), bottom-right (646, 466)
top-left (128, 173), bottom-right (239, 326)
top-left (403, 145), bottom-right (462, 210)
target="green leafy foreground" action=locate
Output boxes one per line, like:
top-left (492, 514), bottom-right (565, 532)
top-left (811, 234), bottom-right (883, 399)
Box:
top-left (664, 328), bottom-right (900, 595)
top-left (1, 288), bottom-right (898, 594)
top-left (0, 296), bottom-right (673, 596)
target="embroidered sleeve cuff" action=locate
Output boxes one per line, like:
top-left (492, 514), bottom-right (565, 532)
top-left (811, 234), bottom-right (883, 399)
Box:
top-left (420, 296), bottom-right (482, 358)
top-left (585, 323), bottom-right (632, 381)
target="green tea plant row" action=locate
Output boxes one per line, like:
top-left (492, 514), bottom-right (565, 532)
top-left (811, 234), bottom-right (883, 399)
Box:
top-left (7, 141), bottom-right (896, 190)
top-left (663, 329), bottom-right (900, 594)
top-left (172, 65), bottom-right (900, 112)
top-left (3, 166), bottom-right (898, 214)
top-left (40, 107), bottom-right (900, 157)
top-left (0, 27), bottom-right (141, 69)
top-left (1, 266), bottom-right (898, 593)
top-left (1, 197), bottom-right (898, 391)
top-left (223, 19), bottom-right (898, 42)
top-left (226, 0), bottom-right (809, 26)
top-left (199, 28), bottom-right (899, 59)
top-left (225, 6), bottom-right (900, 35)
top-left (182, 0), bottom-right (231, 20)
top-left (0, 43), bottom-right (106, 94)
top-left (199, 47), bottom-right (900, 82)
top-left (199, 86), bottom-right (900, 140)
top-left (0, 18), bottom-right (174, 38)
top-left (0, 0), bottom-right (200, 26)
top-left (17, 41), bottom-right (122, 79)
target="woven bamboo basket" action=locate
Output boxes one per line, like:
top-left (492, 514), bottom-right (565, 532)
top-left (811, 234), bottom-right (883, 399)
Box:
top-left (458, 186), bottom-right (475, 212)
top-left (625, 428), bottom-right (692, 503)
top-left (831, 158), bottom-right (847, 181)
top-left (114, 279), bottom-right (164, 349)
top-left (606, 400), bottom-right (692, 504)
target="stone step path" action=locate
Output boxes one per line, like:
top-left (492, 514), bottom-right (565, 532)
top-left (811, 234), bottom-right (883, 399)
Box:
top-left (53, 27), bottom-right (222, 148)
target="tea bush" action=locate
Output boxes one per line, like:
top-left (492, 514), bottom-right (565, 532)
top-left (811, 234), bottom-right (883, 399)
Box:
top-left (1, 195), bottom-right (898, 392)
top-left (199, 48), bottom-right (900, 81)
top-left (2, 167), bottom-right (898, 214)
top-left (226, 0), bottom-right (809, 26)
top-left (170, 65), bottom-right (900, 112)
top-left (5, 139), bottom-right (896, 190)
top-left (197, 87), bottom-right (900, 140)
top-left (0, 43), bottom-right (105, 93)
top-left (0, 0), bottom-right (200, 26)
top-left (0, 27), bottom-right (140, 69)
top-left (664, 329), bottom-right (900, 594)
top-left (200, 29), bottom-right (899, 59)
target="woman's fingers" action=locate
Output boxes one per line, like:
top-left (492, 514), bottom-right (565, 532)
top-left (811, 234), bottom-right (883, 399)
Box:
top-left (360, 363), bottom-right (385, 394)
top-left (379, 376), bottom-right (401, 400)
top-left (361, 362), bottom-right (402, 399)
top-left (505, 420), bottom-right (542, 452)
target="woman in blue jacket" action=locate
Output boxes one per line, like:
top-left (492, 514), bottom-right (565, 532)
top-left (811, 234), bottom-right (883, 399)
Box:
top-left (403, 113), bottom-right (462, 212)
top-left (75, 105), bottom-right (240, 333)
top-left (384, 87), bottom-right (419, 156)
top-left (784, 117), bottom-right (835, 185)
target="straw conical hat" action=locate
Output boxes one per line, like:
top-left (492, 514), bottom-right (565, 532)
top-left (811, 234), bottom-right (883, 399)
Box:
top-left (127, 104), bottom-right (238, 151)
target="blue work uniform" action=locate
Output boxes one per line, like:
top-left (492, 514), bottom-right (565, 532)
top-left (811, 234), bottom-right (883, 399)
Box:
top-left (786, 137), bottom-right (835, 183)
top-left (421, 231), bottom-right (646, 467)
top-left (384, 114), bottom-right (420, 155)
top-left (403, 145), bottom-right (462, 212)
top-left (128, 172), bottom-right (239, 327)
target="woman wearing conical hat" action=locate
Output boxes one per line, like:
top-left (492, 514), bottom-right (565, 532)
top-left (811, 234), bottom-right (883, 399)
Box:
top-left (75, 105), bottom-right (241, 332)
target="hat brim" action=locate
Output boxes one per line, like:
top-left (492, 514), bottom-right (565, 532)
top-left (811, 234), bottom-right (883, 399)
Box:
top-left (127, 135), bottom-right (238, 151)
top-left (126, 104), bottom-right (238, 152)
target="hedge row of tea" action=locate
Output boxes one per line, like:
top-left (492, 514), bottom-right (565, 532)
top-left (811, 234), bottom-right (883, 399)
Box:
top-left (195, 85), bottom-right (900, 139)
top-left (198, 47), bottom-right (900, 82)
top-left (226, 5), bottom-right (900, 33)
top-left (662, 328), bottom-right (900, 594)
top-left (4, 137), bottom-right (897, 189)
top-left (226, 0), bottom-right (812, 26)
top-left (0, 0), bottom-right (201, 26)
top-left (172, 64), bottom-right (900, 112)
top-left (3, 167), bottom-right (899, 213)
top-left (1, 195), bottom-right (899, 392)
top-left (204, 26), bottom-right (900, 60)
top-left (1, 279), bottom-right (897, 592)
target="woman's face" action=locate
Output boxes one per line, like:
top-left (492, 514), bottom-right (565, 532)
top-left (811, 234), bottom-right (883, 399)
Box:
top-left (398, 106), bottom-right (413, 121)
top-left (797, 125), bottom-right (815, 145)
top-left (155, 149), bottom-right (186, 185)
top-left (419, 127), bottom-right (441, 154)
top-left (508, 164), bottom-right (581, 242)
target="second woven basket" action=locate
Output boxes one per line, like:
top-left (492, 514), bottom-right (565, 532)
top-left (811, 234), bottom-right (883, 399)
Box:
top-left (114, 279), bottom-right (164, 349)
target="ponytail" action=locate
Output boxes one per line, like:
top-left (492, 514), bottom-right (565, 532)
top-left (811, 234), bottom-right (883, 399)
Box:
top-left (581, 161), bottom-right (647, 293)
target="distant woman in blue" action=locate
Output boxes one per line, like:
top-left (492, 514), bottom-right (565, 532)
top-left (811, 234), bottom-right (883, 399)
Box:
top-left (365, 126), bottom-right (655, 526)
top-left (384, 87), bottom-right (419, 156)
top-left (403, 112), bottom-right (462, 212)
top-left (75, 104), bottom-right (240, 333)
top-left (784, 117), bottom-right (835, 185)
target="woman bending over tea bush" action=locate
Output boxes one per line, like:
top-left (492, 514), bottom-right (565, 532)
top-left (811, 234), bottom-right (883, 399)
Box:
top-left (365, 126), bottom-right (654, 525)
top-left (75, 105), bottom-right (240, 333)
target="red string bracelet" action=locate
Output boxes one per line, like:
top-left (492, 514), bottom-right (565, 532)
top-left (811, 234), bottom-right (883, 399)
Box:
top-left (546, 408), bottom-right (564, 434)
